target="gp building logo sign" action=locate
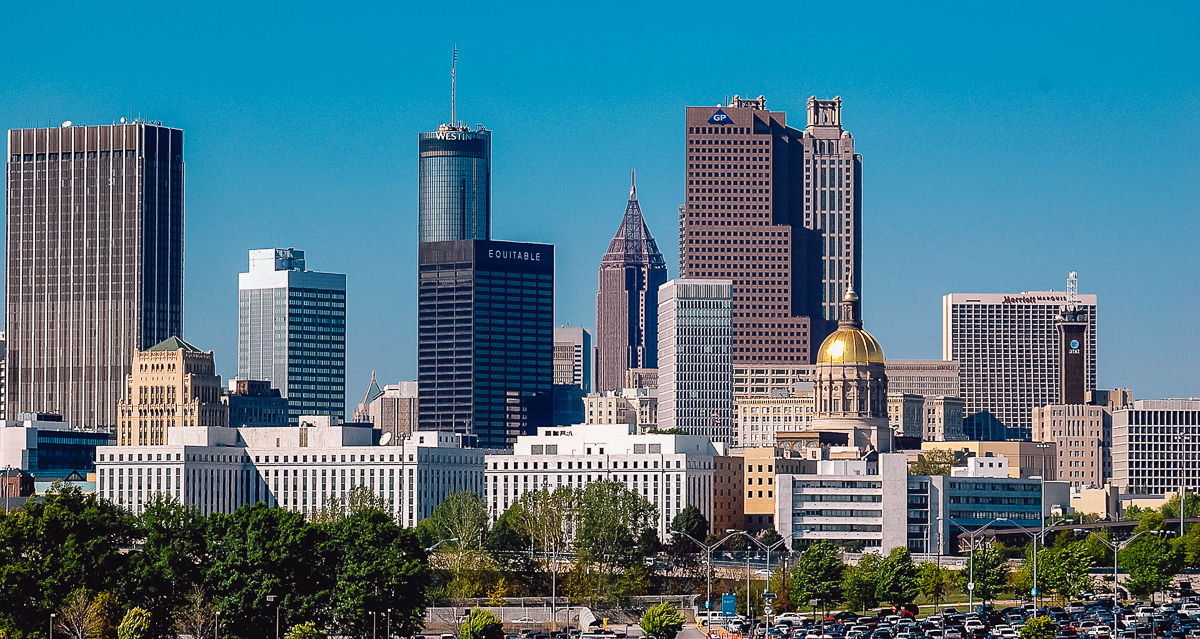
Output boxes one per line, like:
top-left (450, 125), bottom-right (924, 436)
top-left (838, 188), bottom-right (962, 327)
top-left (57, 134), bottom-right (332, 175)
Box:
top-left (708, 109), bottom-right (732, 124)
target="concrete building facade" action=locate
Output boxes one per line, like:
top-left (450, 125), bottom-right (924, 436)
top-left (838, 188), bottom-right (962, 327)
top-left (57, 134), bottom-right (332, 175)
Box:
top-left (943, 291), bottom-right (1098, 440)
top-left (224, 380), bottom-right (288, 428)
top-left (884, 360), bottom-right (961, 398)
top-left (681, 95), bottom-right (864, 365)
top-left (238, 248), bottom-right (347, 423)
top-left (582, 388), bottom-right (658, 431)
top-left (6, 123), bottom-right (184, 429)
top-left (657, 279), bottom-right (733, 441)
top-left (734, 393), bottom-right (815, 448)
top-left (595, 176), bottom-right (667, 392)
top-left (483, 424), bottom-right (731, 537)
top-left (1112, 399), bottom-right (1200, 495)
top-left (1032, 403), bottom-right (1110, 488)
top-left (117, 337), bottom-right (227, 446)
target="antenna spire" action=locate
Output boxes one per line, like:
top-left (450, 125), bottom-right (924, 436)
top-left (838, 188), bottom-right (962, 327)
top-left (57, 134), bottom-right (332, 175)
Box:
top-left (630, 168), bottom-right (637, 200)
top-left (451, 45), bottom-right (458, 126)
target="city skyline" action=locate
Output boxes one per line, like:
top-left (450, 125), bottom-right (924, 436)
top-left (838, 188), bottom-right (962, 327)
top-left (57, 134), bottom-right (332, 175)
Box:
top-left (0, 1), bottom-right (1196, 410)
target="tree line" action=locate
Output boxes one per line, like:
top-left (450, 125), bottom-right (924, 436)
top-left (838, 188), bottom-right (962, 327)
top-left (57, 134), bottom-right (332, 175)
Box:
top-left (0, 485), bottom-right (428, 639)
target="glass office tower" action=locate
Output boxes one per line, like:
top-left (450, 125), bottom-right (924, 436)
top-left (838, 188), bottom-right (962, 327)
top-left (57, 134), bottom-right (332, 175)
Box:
top-left (417, 239), bottom-right (553, 448)
top-left (239, 248), bottom-right (346, 423)
top-left (418, 125), bottom-right (491, 244)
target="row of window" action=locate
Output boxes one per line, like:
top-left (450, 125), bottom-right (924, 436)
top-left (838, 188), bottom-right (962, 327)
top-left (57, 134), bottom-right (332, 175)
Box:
top-left (12, 151), bottom-right (138, 162)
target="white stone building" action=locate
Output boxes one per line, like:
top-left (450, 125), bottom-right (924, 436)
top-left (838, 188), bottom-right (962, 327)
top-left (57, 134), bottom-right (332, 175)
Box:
top-left (95, 417), bottom-right (485, 525)
top-left (484, 423), bottom-right (730, 537)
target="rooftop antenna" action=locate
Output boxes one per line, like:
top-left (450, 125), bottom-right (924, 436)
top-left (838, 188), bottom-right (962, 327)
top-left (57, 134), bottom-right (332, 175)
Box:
top-left (1066, 271), bottom-right (1079, 312)
top-left (451, 45), bottom-right (458, 127)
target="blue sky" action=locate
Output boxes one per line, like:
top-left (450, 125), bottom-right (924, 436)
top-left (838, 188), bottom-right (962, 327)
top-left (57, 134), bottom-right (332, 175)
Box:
top-left (2, 0), bottom-right (1197, 408)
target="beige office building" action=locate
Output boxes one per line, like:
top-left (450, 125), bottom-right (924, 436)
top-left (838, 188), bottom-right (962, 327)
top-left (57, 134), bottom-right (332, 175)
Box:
top-left (1032, 403), bottom-right (1109, 488)
top-left (734, 447), bottom-right (807, 533)
top-left (884, 360), bottom-right (961, 398)
top-left (117, 337), bottom-right (227, 446)
top-left (888, 393), bottom-right (924, 438)
top-left (735, 392), bottom-right (815, 447)
top-left (923, 396), bottom-right (967, 441)
top-left (583, 388), bottom-right (658, 431)
top-left (733, 365), bottom-right (814, 397)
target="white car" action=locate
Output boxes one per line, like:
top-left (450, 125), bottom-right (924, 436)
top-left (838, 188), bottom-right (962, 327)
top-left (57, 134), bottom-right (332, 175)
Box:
top-left (1182, 603), bottom-right (1200, 617)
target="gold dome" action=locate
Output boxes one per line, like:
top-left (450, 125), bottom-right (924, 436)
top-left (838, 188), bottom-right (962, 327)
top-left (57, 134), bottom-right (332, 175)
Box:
top-left (816, 328), bottom-right (885, 364)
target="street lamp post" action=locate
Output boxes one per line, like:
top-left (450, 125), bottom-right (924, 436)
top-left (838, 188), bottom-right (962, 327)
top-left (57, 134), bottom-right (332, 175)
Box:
top-left (672, 530), bottom-right (741, 619)
top-left (1088, 530), bottom-right (1150, 637)
top-left (387, 608), bottom-right (392, 639)
top-left (951, 518), bottom-right (1004, 613)
top-left (50, 613), bottom-right (55, 639)
top-left (1002, 518), bottom-right (1066, 613)
top-left (215, 611), bottom-right (220, 639)
top-left (267, 595), bottom-right (280, 639)
top-left (741, 531), bottom-right (787, 629)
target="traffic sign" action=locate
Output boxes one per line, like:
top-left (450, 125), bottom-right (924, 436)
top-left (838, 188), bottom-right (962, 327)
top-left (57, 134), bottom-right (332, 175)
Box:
top-left (1031, 587), bottom-right (1038, 596)
top-left (763, 592), bottom-right (777, 600)
top-left (706, 600), bottom-right (712, 609)
top-left (967, 582), bottom-right (975, 591)
top-left (722, 594), bottom-right (737, 617)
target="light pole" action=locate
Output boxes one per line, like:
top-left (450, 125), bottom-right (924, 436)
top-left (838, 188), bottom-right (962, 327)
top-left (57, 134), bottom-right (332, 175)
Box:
top-left (387, 608), bottom-right (391, 639)
top-left (372, 611), bottom-right (377, 639)
top-left (50, 613), bottom-right (55, 639)
top-left (1088, 531), bottom-right (1150, 637)
top-left (1003, 518), bottom-right (1065, 613)
top-left (266, 595), bottom-right (280, 639)
top-left (741, 531), bottom-right (787, 628)
top-left (951, 518), bottom-right (1004, 613)
top-left (425, 537), bottom-right (461, 553)
top-left (672, 529), bottom-right (741, 619)
top-left (215, 611), bottom-right (220, 639)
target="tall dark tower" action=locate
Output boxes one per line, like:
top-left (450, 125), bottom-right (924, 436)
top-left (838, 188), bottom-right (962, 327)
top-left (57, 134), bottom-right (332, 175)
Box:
top-left (1056, 271), bottom-right (1088, 405)
top-left (595, 171), bottom-right (668, 392)
top-left (6, 121), bottom-right (184, 428)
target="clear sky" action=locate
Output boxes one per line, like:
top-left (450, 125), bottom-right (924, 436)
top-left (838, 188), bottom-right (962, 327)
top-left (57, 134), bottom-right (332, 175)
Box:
top-left (2, 0), bottom-right (1197, 410)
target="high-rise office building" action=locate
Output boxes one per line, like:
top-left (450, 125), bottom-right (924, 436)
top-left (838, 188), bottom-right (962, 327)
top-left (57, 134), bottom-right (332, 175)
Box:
top-left (943, 290), bottom-right (1098, 440)
top-left (680, 95), bottom-right (862, 365)
top-left (417, 240), bottom-right (554, 448)
top-left (1112, 399), bottom-right (1200, 495)
top-left (418, 125), bottom-right (490, 244)
top-left (6, 122), bottom-right (184, 428)
top-left (238, 248), bottom-right (346, 423)
top-left (553, 327), bottom-right (592, 392)
top-left (596, 173), bottom-right (668, 391)
top-left (657, 279), bottom-right (733, 442)
top-left (117, 337), bottom-right (227, 446)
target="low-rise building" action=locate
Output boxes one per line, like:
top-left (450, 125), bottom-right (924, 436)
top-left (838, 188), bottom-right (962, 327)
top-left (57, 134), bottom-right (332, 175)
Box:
top-left (582, 388), bottom-right (657, 431)
top-left (1112, 399), bottom-right (1200, 495)
top-left (225, 380), bottom-right (288, 428)
top-left (95, 418), bottom-right (485, 524)
top-left (484, 423), bottom-right (731, 537)
top-left (733, 447), bottom-right (808, 533)
top-left (1032, 403), bottom-right (1110, 488)
top-left (777, 452), bottom-right (1046, 554)
top-left (733, 365), bottom-right (814, 397)
top-left (920, 440), bottom-right (1058, 480)
top-left (923, 396), bottom-right (966, 441)
top-left (0, 413), bottom-right (113, 482)
top-left (888, 393), bottom-right (924, 438)
top-left (734, 390), bottom-right (815, 448)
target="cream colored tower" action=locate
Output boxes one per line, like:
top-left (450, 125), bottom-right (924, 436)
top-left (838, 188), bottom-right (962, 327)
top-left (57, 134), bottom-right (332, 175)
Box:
top-left (811, 290), bottom-right (892, 451)
top-left (117, 337), bottom-right (228, 446)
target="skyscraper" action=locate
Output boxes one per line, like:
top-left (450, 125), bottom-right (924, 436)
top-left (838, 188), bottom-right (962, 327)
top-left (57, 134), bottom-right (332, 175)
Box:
top-left (418, 125), bottom-right (491, 244)
top-left (6, 122), bottom-right (184, 428)
top-left (238, 248), bottom-right (346, 423)
top-left (417, 239), bottom-right (554, 447)
top-left (943, 290), bottom-right (1098, 440)
top-left (657, 279), bottom-right (733, 442)
top-left (553, 327), bottom-right (592, 392)
top-left (595, 172), bottom-right (668, 392)
top-left (680, 95), bottom-right (863, 365)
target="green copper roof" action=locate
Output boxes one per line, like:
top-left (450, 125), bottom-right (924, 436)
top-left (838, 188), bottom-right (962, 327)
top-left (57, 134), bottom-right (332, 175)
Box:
top-left (147, 336), bottom-right (201, 352)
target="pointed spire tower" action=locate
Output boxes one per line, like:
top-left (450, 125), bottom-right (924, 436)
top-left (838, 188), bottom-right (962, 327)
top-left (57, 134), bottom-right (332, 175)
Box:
top-left (352, 371), bottom-right (385, 423)
top-left (595, 170), bottom-right (669, 392)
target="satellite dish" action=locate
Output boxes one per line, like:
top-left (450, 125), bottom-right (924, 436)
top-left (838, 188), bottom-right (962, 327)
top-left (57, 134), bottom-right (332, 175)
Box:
top-left (61, 121), bottom-right (72, 128)
top-left (379, 431), bottom-right (392, 446)
top-left (120, 117), bottom-right (127, 124)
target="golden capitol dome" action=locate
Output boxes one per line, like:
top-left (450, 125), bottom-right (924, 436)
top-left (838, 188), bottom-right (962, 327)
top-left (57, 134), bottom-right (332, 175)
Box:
top-left (815, 289), bottom-right (885, 364)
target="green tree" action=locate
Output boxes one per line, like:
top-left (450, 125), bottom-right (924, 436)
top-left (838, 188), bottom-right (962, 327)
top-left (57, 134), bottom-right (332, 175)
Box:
top-left (573, 481), bottom-right (658, 596)
top-left (759, 528), bottom-right (785, 548)
top-left (284, 622), bottom-right (323, 639)
top-left (842, 553), bottom-right (882, 613)
top-left (1038, 541), bottom-right (1095, 600)
top-left (203, 504), bottom-right (332, 639)
top-left (669, 505), bottom-right (709, 544)
top-left (460, 608), bottom-right (503, 639)
top-left (908, 449), bottom-right (956, 476)
top-left (789, 541), bottom-right (844, 612)
top-left (640, 602), bottom-right (685, 639)
top-left (429, 490), bottom-right (491, 550)
top-left (92, 592), bottom-right (122, 639)
top-left (969, 542), bottom-right (1009, 603)
top-left (325, 509), bottom-right (430, 638)
top-left (1019, 616), bottom-right (1058, 639)
top-left (126, 494), bottom-right (207, 639)
top-left (735, 584), bottom-right (765, 618)
top-left (917, 563), bottom-right (953, 608)
top-left (116, 609), bottom-right (151, 639)
top-left (485, 507), bottom-right (536, 575)
top-left (1121, 533), bottom-right (1180, 599)
top-left (876, 547), bottom-right (919, 606)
